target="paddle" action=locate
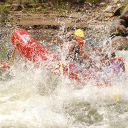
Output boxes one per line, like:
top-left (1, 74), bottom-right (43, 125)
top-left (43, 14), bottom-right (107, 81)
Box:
top-left (112, 85), bottom-right (120, 101)
top-left (56, 42), bottom-right (64, 75)
top-left (74, 29), bottom-right (99, 48)
top-left (84, 37), bottom-right (99, 48)
top-left (74, 29), bottom-right (120, 101)
top-left (0, 39), bottom-right (19, 69)
top-left (8, 40), bottom-right (17, 66)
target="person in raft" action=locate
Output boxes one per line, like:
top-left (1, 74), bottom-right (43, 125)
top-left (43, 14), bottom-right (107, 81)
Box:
top-left (66, 29), bottom-right (90, 67)
top-left (110, 52), bottom-right (125, 75)
top-left (100, 52), bottom-right (125, 78)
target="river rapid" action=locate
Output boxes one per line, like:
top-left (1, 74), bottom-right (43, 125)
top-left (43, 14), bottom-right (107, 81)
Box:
top-left (0, 25), bottom-right (128, 128)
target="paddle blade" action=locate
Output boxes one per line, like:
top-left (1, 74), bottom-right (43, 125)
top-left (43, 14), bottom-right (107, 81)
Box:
top-left (112, 85), bottom-right (120, 101)
top-left (59, 62), bottom-right (64, 75)
top-left (114, 94), bottom-right (120, 101)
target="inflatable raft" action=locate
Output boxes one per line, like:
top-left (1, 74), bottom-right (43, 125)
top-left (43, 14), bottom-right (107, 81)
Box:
top-left (11, 29), bottom-right (94, 83)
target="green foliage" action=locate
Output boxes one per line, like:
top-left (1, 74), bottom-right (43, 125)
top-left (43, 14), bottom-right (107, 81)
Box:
top-left (0, 4), bottom-right (11, 23)
top-left (43, 3), bottom-right (51, 11)
top-left (0, 4), bottom-right (5, 12)
top-left (5, 0), bottom-right (11, 4)
top-left (0, 4), bottom-right (10, 14)
top-left (22, 0), bottom-right (31, 4)
top-left (120, 0), bottom-right (128, 13)
top-left (55, 0), bottom-right (71, 14)
top-left (87, 0), bottom-right (101, 2)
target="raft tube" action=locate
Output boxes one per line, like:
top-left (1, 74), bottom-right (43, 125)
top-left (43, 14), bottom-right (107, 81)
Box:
top-left (11, 29), bottom-right (95, 83)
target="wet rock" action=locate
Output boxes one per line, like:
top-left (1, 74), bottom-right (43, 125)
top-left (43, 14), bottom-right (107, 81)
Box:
top-left (120, 5), bottom-right (128, 24)
top-left (100, 2), bottom-right (106, 6)
top-left (111, 36), bottom-right (128, 50)
top-left (12, 4), bottom-right (22, 11)
top-left (94, 24), bottom-right (105, 29)
top-left (105, 12), bottom-right (113, 17)
top-left (113, 0), bottom-right (119, 3)
top-left (113, 6), bottom-right (122, 16)
top-left (112, 18), bottom-right (126, 27)
top-left (109, 23), bottom-right (127, 36)
top-left (104, 4), bottom-right (121, 17)
top-left (104, 5), bottom-right (114, 12)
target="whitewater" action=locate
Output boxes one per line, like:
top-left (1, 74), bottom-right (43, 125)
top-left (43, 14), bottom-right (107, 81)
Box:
top-left (0, 25), bottom-right (128, 128)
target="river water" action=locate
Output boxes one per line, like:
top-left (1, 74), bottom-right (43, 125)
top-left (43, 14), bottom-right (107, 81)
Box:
top-left (0, 25), bottom-right (128, 128)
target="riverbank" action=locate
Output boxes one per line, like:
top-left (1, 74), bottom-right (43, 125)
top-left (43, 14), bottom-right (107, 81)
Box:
top-left (0, 0), bottom-right (127, 46)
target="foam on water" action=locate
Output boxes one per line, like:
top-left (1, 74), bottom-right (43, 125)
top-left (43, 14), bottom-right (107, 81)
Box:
top-left (0, 52), bottom-right (128, 128)
top-left (0, 25), bottom-right (128, 128)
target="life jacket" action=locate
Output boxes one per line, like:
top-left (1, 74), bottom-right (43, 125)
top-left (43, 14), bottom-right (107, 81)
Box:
top-left (67, 36), bottom-right (85, 62)
top-left (110, 57), bottom-right (125, 73)
top-left (76, 37), bottom-right (84, 55)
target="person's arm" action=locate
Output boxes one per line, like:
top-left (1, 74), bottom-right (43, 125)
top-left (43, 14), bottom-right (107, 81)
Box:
top-left (68, 39), bottom-right (76, 54)
top-left (68, 44), bottom-right (74, 54)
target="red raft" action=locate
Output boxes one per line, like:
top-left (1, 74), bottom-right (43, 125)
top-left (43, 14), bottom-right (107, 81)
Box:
top-left (11, 29), bottom-right (95, 83)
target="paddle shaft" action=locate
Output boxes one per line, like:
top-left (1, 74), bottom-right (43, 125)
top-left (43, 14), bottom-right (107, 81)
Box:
top-left (84, 37), bottom-right (98, 48)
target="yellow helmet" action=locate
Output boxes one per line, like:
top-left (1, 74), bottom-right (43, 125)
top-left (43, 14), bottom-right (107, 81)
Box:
top-left (74, 29), bottom-right (84, 38)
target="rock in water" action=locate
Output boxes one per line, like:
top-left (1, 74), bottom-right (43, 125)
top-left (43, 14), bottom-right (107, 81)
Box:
top-left (120, 5), bottom-right (128, 25)
top-left (109, 23), bottom-right (127, 36)
top-left (112, 18), bottom-right (126, 27)
top-left (111, 36), bottom-right (128, 50)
